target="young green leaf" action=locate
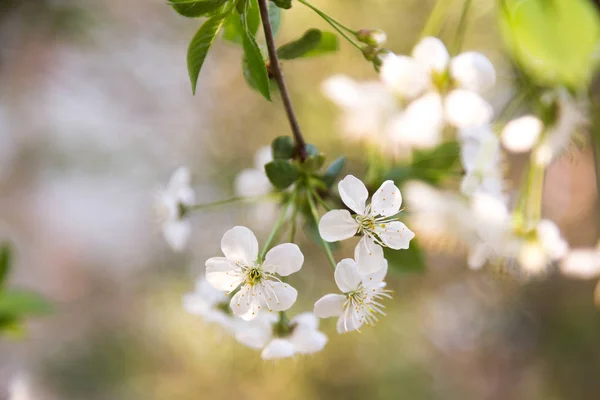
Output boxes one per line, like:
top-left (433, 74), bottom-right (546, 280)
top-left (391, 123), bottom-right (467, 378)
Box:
top-left (187, 14), bottom-right (229, 94)
top-left (271, 0), bottom-right (292, 9)
top-left (276, 29), bottom-right (339, 60)
top-left (322, 156), bottom-right (346, 187)
top-left (265, 160), bottom-right (299, 189)
top-left (241, 14), bottom-right (271, 100)
top-left (500, 0), bottom-right (600, 89)
top-left (0, 243), bottom-right (12, 287)
top-left (271, 136), bottom-right (295, 159)
top-left (268, 1), bottom-right (282, 36)
top-left (384, 241), bottom-right (425, 274)
top-left (170, 0), bottom-right (229, 18)
top-left (0, 290), bottom-right (52, 317)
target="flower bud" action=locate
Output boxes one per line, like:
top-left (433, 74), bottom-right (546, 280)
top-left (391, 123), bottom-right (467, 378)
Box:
top-left (357, 29), bottom-right (387, 48)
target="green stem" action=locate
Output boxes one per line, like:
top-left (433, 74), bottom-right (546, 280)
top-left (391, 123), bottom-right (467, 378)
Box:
top-left (421, 0), bottom-right (455, 38)
top-left (297, 0), bottom-right (363, 51)
top-left (307, 192), bottom-right (337, 269)
top-left (518, 158), bottom-right (545, 231)
top-left (258, 195), bottom-right (293, 260)
top-left (187, 193), bottom-right (276, 211)
top-left (451, 0), bottom-right (472, 55)
top-left (288, 195), bottom-right (299, 243)
top-left (311, 189), bottom-right (332, 211)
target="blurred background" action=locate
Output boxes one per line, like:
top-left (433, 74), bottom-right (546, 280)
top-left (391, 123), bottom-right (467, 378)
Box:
top-left (0, 0), bottom-right (599, 399)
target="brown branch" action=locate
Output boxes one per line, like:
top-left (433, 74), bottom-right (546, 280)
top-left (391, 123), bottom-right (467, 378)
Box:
top-left (257, 0), bottom-right (308, 161)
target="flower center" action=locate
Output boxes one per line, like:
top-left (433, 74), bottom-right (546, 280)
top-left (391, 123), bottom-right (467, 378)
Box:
top-left (356, 214), bottom-right (376, 233)
top-left (245, 266), bottom-right (264, 286)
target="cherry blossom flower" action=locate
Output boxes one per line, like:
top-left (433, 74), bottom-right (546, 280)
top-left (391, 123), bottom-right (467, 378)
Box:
top-left (155, 167), bottom-right (195, 251)
top-left (381, 37), bottom-right (495, 151)
top-left (518, 220), bottom-right (569, 274)
top-left (183, 277), bottom-right (236, 333)
top-left (318, 175), bottom-right (414, 274)
top-left (260, 313), bottom-right (328, 360)
top-left (501, 115), bottom-right (543, 153)
top-left (234, 146), bottom-right (273, 198)
top-left (322, 75), bottom-right (398, 149)
top-left (314, 258), bottom-right (391, 333)
top-left (561, 246), bottom-right (600, 279)
top-left (205, 226), bottom-right (303, 321)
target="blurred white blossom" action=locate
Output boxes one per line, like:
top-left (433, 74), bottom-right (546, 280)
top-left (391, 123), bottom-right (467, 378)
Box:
top-left (155, 167), bottom-right (196, 251)
top-left (261, 313), bottom-right (328, 360)
top-left (561, 246), bottom-right (600, 279)
top-left (234, 146), bottom-right (273, 197)
top-left (319, 175), bottom-right (414, 274)
top-left (501, 115), bottom-right (543, 153)
top-left (183, 277), bottom-right (236, 332)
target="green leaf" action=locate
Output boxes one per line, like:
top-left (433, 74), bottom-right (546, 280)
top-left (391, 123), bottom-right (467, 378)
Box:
top-left (187, 14), bottom-right (229, 94)
top-left (0, 290), bottom-right (52, 317)
top-left (265, 160), bottom-right (299, 189)
top-left (241, 13), bottom-right (271, 100)
top-left (271, 136), bottom-right (294, 159)
top-left (322, 156), bottom-right (345, 187)
top-left (384, 241), bottom-right (425, 274)
top-left (170, 0), bottom-right (229, 18)
top-left (500, 0), bottom-right (600, 89)
top-left (0, 243), bottom-right (12, 287)
top-left (305, 143), bottom-right (319, 157)
top-left (268, 1), bottom-right (282, 36)
top-left (271, 0), bottom-right (292, 10)
top-left (277, 29), bottom-right (339, 60)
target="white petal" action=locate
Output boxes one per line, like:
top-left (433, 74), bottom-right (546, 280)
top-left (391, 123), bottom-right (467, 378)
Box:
top-left (412, 36), bottom-right (450, 73)
top-left (261, 339), bottom-right (296, 360)
top-left (374, 221), bottom-right (415, 250)
top-left (501, 115), bottom-right (543, 153)
top-left (205, 257), bottom-right (243, 292)
top-left (467, 243), bottom-right (489, 270)
top-left (318, 210), bottom-right (359, 242)
top-left (380, 54), bottom-right (429, 100)
top-left (220, 226), bottom-right (259, 265)
top-left (450, 52), bottom-right (496, 93)
top-left (334, 258), bottom-right (362, 292)
top-left (354, 235), bottom-right (386, 274)
top-left (322, 75), bottom-right (362, 109)
top-left (290, 328), bottom-right (328, 355)
top-left (230, 286), bottom-right (262, 321)
top-left (362, 260), bottom-right (388, 289)
top-left (182, 292), bottom-right (211, 316)
top-left (254, 146), bottom-right (273, 170)
top-left (234, 318), bottom-right (273, 349)
top-left (314, 294), bottom-right (347, 318)
top-left (163, 220), bottom-right (191, 252)
top-left (560, 249), bottom-right (600, 279)
top-left (371, 180), bottom-right (402, 217)
top-left (263, 243), bottom-right (304, 276)
top-left (336, 312), bottom-right (364, 333)
top-left (292, 312), bottom-right (319, 330)
top-left (167, 166), bottom-right (192, 193)
top-left (387, 92), bottom-right (444, 150)
top-left (263, 281), bottom-right (297, 312)
top-left (444, 89), bottom-right (493, 129)
top-left (234, 169), bottom-right (272, 197)
top-left (338, 175), bottom-right (369, 215)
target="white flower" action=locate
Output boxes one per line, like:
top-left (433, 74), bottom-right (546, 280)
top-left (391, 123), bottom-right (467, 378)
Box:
top-left (234, 146), bottom-right (273, 197)
top-left (449, 51), bottom-right (496, 93)
top-left (459, 126), bottom-right (504, 199)
top-left (386, 92), bottom-right (445, 150)
top-left (205, 226), bottom-right (303, 321)
top-left (314, 258), bottom-right (391, 333)
top-left (380, 53), bottom-right (430, 100)
top-left (444, 89), bottom-right (494, 129)
top-left (155, 167), bottom-right (195, 251)
top-left (318, 175), bottom-right (414, 274)
top-left (518, 220), bottom-right (569, 274)
top-left (183, 277), bottom-right (236, 332)
top-left (233, 313), bottom-right (278, 350)
top-left (412, 36), bottom-right (450, 74)
top-left (560, 247), bottom-right (600, 279)
top-left (501, 115), bottom-right (543, 153)
top-left (261, 313), bottom-right (328, 360)
top-left (322, 75), bottom-right (398, 146)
